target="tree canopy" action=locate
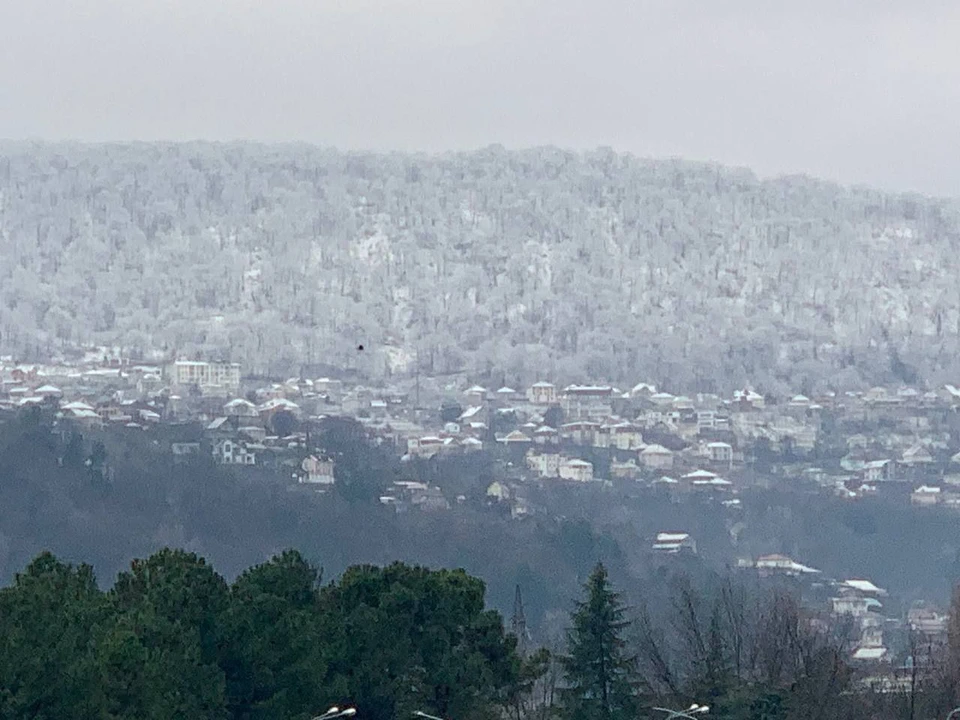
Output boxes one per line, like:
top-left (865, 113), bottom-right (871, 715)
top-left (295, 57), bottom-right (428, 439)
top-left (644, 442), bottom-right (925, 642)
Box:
top-left (0, 549), bottom-right (521, 720)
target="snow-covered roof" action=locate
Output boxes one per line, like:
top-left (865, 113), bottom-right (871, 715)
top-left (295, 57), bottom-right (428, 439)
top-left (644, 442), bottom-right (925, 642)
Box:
top-left (656, 532), bottom-right (690, 543)
top-left (501, 430), bottom-right (532, 443)
top-left (852, 647), bottom-right (888, 661)
top-left (684, 469), bottom-right (718, 479)
top-left (843, 579), bottom-right (886, 595)
top-left (755, 554), bottom-right (821, 574)
top-left (640, 443), bottom-right (673, 455)
top-left (257, 397), bottom-right (300, 412)
top-left (224, 398), bottom-right (255, 409)
top-left (459, 406), bottom-right (483, 420)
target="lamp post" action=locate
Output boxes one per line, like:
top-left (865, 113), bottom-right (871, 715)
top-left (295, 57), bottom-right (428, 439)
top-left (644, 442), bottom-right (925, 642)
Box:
top-left (652, 703), bottom-right (710, 720)
top-left (413, 711), bottom-right (445, 720)
top-left (312, 707), bottom-right (357, 720)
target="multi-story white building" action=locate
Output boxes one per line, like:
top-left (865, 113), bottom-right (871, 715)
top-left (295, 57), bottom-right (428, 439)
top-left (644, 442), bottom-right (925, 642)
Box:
top-left (166, 360), bottom-right (241, 394)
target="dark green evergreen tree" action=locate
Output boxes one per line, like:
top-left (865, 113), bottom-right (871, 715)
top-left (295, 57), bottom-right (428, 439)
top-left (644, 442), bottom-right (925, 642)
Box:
top-left (560, 562), bottom-right (643, 720)
top-left (220, 550), bottom-right (338, 720)
top-left (0, 553), bottom-right (108, 720)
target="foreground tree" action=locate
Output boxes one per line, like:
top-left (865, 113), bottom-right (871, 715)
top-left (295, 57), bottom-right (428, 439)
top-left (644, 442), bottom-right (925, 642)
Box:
top-left (99, 549), bottom-right (231, 720)
top-left (561, 562), bottom-right (643, 720)
top-left (322, 562), bottom-right (521, 720)
top-left (221, 550), bottom-right (336, 720)
top-left (0, 553), bottom-right (108, 719)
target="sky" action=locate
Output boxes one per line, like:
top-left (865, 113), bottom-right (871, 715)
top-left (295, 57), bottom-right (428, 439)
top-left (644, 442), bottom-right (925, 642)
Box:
top-left (1, 0), bottom-right (959, 196)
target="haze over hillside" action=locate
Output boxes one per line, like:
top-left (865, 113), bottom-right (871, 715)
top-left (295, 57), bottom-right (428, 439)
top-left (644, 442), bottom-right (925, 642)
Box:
top-left (2, 142), bottom-right (959, 395)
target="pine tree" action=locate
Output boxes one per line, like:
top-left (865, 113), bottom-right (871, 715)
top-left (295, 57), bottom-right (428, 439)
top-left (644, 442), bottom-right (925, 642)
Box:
top-left (560, 562), bottom-right (643, 720)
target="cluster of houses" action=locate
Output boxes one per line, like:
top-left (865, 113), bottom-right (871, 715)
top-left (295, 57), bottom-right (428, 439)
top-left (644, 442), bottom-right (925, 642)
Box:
top-left (8, 353), bottom-right (960, 504)
top-left (730, 551), bottom-right (950, 681)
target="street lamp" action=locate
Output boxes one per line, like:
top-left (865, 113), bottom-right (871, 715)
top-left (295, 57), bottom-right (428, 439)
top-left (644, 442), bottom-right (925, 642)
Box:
top-left (413, 711), bottom-right (445, 720)
top-left (652, 704), bottom-right (710, 720)
top-left (312, 707), bottom-right (357, 720)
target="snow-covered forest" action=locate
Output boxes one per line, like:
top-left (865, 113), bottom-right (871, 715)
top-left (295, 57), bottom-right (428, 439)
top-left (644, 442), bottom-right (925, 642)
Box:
top-left (2, 141), bottom-right (959, 396)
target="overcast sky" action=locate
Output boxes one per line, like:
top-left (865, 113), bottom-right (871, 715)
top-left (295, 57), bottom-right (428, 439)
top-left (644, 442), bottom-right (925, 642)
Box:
top-left (2, 0), bottom-right (958, 195)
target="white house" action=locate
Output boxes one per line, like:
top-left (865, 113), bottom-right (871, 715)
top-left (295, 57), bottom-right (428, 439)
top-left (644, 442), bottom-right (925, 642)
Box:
top-left (224, 398), bottom-right (258, 418)
top-left (213, 438), bottom-right (255, 466)
top-left (706, 441), bottom-right (733, 466)
top-left (527, 381), bottom-right (557, 405)
top-left (558, 458), bottom-right (594, 483)
top-left (652, 532), bottom-right (697, 555)
top-left (639, 443), bottom-right (674, 470)
top-left (911, 485), bottom-right (942, 506)
top-left (527, 452), bottom-right (561, 478)
top-left (300, 455), bottom-right (335, 484)
top-left (902, 443), bottom-right (934, 466)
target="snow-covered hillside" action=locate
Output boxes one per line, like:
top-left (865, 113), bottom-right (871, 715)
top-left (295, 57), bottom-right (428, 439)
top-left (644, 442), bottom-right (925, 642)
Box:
top-left (1, 142), bottom-right (958, 395)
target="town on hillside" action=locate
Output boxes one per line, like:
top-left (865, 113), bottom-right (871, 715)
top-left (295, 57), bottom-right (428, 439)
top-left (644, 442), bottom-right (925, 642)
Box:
top-left (2, 350), bottom-right (960, 682)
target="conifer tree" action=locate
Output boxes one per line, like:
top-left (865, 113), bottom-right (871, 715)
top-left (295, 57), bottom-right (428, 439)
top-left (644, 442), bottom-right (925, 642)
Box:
top-left (560, 562), bottom-right (643, 720)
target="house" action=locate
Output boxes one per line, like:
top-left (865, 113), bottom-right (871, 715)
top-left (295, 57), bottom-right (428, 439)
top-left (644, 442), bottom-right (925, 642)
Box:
top-left (902, 443), bottom-right (934, 466)
top-left (610, 459), bottom-right (641, 480)
top-left (408, 436), bottom-right (445, 458)
top-left (412, 486), bottom-right (450, 512)
top-left (752, 554), bottom-right (821, 576)
top-left (496, 386), bottom-right (519, 402)
top-left (851, 647), bottom-right (889, 664)
top-left (500, 430), bottom-right (533, 445)
top-left (639, 443), bottom-right (674, 470)
top-left (560, 421), bottom-right (600, 446)
top-left (652, 532), bottom-right (697, 555)
top-left (257, 397), bottom-right (302, 422)
top-left (706, 441), bottom-right (733, 466)
top-left (527, 452), bottom-right (561, 478)
top-left (463, 385), bottom-right (488, 407)
top-left (911, 485), bottom-right (942, 506)
top-left (908, 604), bottom-right (947, 638)
top-left (842, 579), bottom-right (887, 597)
top-left (831, 595), bottom-right (880, 619)
top-left (629, 382), bottom-right (657, 399)
top-left (561, 385), bottom-right (614, 419)
top-left (860, 459), bottom-right (893, 483)
top-left (558, 458), bottom-right (594, 483)
top-left (486, 481), bottom-right (511, 501)
top-left (34, 384), bottom-right (63, 399)
top-left (213, 438), bottom-right (256, 465)
top-left (696, 410), bottom-right (717, 431)
top-left (461, 437), bottom-right (484, 453)
top-left (224, 398), bottom-right (258, 418)
top-left (528, 381), bottom-right (557, 406)
top-left (732, 388), bottom-right (765, 410)
top-left (300, 455), bottom-right (335, 485)
top-left (609, 422), bottom-right (643, 451)
top-left (533, 425), bottom-right (560, 445)
top-left (171, 442), bottom-right (201, 461)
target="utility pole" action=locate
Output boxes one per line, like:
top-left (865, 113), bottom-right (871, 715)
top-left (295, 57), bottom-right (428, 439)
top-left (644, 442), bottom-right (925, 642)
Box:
top-left (415, 346), bottom-right (421, 414)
